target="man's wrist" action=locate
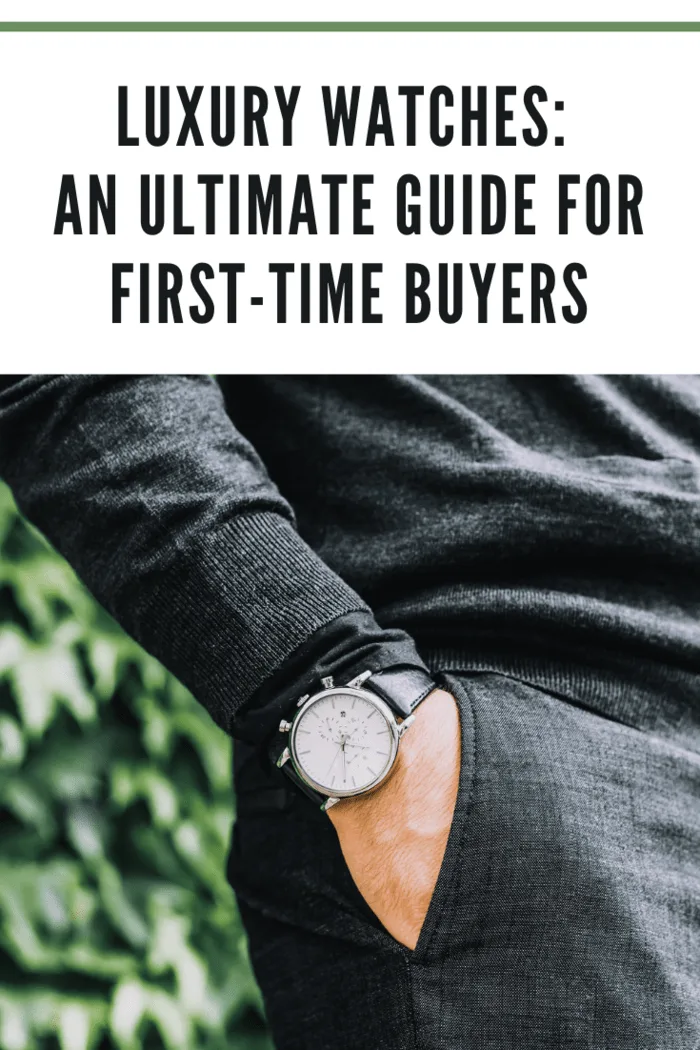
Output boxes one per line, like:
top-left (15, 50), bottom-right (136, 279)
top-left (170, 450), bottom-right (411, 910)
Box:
top-left (326, 687), bottom-right (452, 827)
top-left (326, 686), bottom-right (461, 950)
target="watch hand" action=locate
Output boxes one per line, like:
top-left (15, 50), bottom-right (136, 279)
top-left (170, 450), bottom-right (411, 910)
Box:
top-left (325, 746), bottom-right (342, 780)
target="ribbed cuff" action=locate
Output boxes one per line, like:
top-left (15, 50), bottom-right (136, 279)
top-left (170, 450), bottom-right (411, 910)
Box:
top-left (233, 607), bottom-right (431, 745)
top-left (132, 511), bottom-right (369, 732)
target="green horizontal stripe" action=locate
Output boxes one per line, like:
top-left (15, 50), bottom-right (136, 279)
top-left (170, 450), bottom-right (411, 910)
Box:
top-left (0, 21), bottom-right (699, 32)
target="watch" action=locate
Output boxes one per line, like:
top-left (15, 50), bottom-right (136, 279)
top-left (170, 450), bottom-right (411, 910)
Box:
top-left (272, 666), bottom-right (436, 811)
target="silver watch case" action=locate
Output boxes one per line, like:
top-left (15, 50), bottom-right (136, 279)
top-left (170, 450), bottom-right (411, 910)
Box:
top-left (287, 686), bottom-right (405, 800)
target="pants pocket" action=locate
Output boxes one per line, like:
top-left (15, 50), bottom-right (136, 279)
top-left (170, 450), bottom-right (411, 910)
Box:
top-left (228, 675), bottom-right (477, 961)
top-left (324, 673), bottom-right (477, 961)
top-left (229, 742), bottom-right (400, 952)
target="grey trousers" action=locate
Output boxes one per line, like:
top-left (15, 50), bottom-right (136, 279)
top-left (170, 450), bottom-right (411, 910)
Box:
top-left (229, 672), bottom-right (700, 1049)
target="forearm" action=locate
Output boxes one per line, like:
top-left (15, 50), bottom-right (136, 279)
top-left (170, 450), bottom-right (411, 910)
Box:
top-left (0, 374), bottom-right (427, 741)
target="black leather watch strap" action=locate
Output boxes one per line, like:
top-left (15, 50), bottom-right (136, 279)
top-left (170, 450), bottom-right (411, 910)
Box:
top-left (363, 666), bottom-right (436, 718)
top-left (278, 759), bottom-right (328, 808)
top-left (265, 733), bottom-right (329, 808)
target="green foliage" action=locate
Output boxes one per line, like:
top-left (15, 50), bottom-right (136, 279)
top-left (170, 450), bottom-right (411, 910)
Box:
top-left (0, 484), bottom-right (273, 1050)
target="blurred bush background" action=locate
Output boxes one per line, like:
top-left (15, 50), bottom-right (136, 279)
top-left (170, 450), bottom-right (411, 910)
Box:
top-left (0, 482), bottom-right (273, 1050)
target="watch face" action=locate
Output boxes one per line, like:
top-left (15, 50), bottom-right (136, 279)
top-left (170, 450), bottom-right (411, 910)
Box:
top-left (290, 689), bottom-right (398, 796)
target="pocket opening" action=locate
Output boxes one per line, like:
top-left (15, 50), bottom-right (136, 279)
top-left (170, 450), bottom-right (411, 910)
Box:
top-left (403, 674), bottom-right (476, 962)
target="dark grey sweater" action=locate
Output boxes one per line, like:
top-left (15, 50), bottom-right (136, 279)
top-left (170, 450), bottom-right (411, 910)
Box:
top-left (1, 375), bottom-right (698, 743)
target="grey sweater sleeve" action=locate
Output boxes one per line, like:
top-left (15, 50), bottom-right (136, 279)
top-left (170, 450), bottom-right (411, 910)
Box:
top-left (0, 374), bottom-right (426, 738)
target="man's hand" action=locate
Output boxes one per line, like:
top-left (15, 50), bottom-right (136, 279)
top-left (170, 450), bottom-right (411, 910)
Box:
top-left (327, 688), bottom-right (460, 950)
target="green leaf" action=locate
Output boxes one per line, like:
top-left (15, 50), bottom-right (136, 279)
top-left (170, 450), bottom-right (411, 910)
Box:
top-left (110, 765), bottom-right (179, 829)
top-left (0, 996), bottom-right (30, 1050)
top-left (58, 1002), bottom-right (93, 1050)
top-left (11, 642), bottom-right (96, 737)
top-left (66, 806), bottom-right (105, 861)
top-left (110, 979), bottom-right (193, 1050)
top-left (0, 715), bottom-right (26, 768)
top-left (0, 628), bottom-right (26, 676)
top-left (0, 778), bottom-right (55, 840)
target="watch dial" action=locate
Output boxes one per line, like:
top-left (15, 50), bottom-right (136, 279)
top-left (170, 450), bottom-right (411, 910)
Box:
top-left (292, 692), bottom-right (394, 794)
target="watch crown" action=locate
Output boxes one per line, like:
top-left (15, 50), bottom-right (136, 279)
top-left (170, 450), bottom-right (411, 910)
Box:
top-left (276, 747), bottom-right (291, 768)
top-left (296, 693), bottom-right (310, 708)
top-left (279, 719), bottom-right (292, 733)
